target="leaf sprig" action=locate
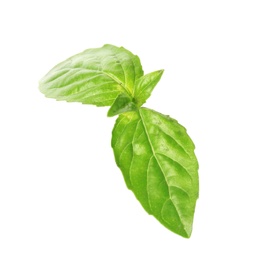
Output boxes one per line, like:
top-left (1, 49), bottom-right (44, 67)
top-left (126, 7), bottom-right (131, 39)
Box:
top-left (39, 44), bottom-right (199, 238)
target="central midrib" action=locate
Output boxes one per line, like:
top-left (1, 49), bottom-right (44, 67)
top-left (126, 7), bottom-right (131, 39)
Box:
top-left (102, 70), bottom-right (133, 98)
top-left (138, 108), bottom-right (182, 226)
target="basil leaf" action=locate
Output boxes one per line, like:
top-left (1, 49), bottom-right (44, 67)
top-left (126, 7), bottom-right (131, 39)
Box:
top-left (39, 44), bottom-right (143, 106)
top-left (134, 70), bottom-right (164, 106)
top-left (112, 108), bottom-right (199, 238)
top-left (107, 93), bottom-right (137, 117)
top-left (40, 44), bottom-right (200, 238)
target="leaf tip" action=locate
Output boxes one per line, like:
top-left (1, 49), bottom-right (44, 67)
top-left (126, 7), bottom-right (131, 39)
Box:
top-left (107, 109), bottom-right (115, 117)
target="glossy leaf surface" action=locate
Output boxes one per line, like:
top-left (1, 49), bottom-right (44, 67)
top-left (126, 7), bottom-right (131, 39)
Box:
top-left (39, 44), bottom-right (143, 106)
top-left (112, 108), bottom-right (199, 237)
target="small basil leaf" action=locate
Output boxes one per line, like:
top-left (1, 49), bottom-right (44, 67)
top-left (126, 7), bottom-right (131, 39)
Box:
top-left (112, 107), bottom-right (199, 238)
top-left (107, 93), bottom-right (137, 117)
top-left (39, 44), bottom-right (143, 106)
top-left (134, 70), bottom-right (164, 106)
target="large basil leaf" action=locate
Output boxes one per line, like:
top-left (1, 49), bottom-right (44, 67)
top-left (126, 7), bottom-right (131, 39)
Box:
top-left (112, 108), bottom-right (199, 237)
top-left (39, 44), bottom-right (143, 106)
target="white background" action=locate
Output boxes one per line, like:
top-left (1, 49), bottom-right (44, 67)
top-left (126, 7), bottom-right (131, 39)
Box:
top-left (1, 0), bottom-right (271, 259)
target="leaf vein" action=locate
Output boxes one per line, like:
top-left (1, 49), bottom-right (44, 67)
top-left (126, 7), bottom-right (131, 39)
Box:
top-left (156, 153), bottom-right (192, 181)
top-left (156, 126), bottom-right (192, 159)
top-left (138, 109), bottom-right (182, 224)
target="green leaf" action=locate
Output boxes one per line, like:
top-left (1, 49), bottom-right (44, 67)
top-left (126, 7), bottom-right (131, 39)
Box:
top-left (39, 44), bottom-right (143, 106)
top-left (107, 93), bottom-right (137, 117)
top-left (134, 70), bottom-right (164, 106)
top-left (112, 108), bottom-right (199, 238)
top-left (40, 44), bottom-right (199, 238)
